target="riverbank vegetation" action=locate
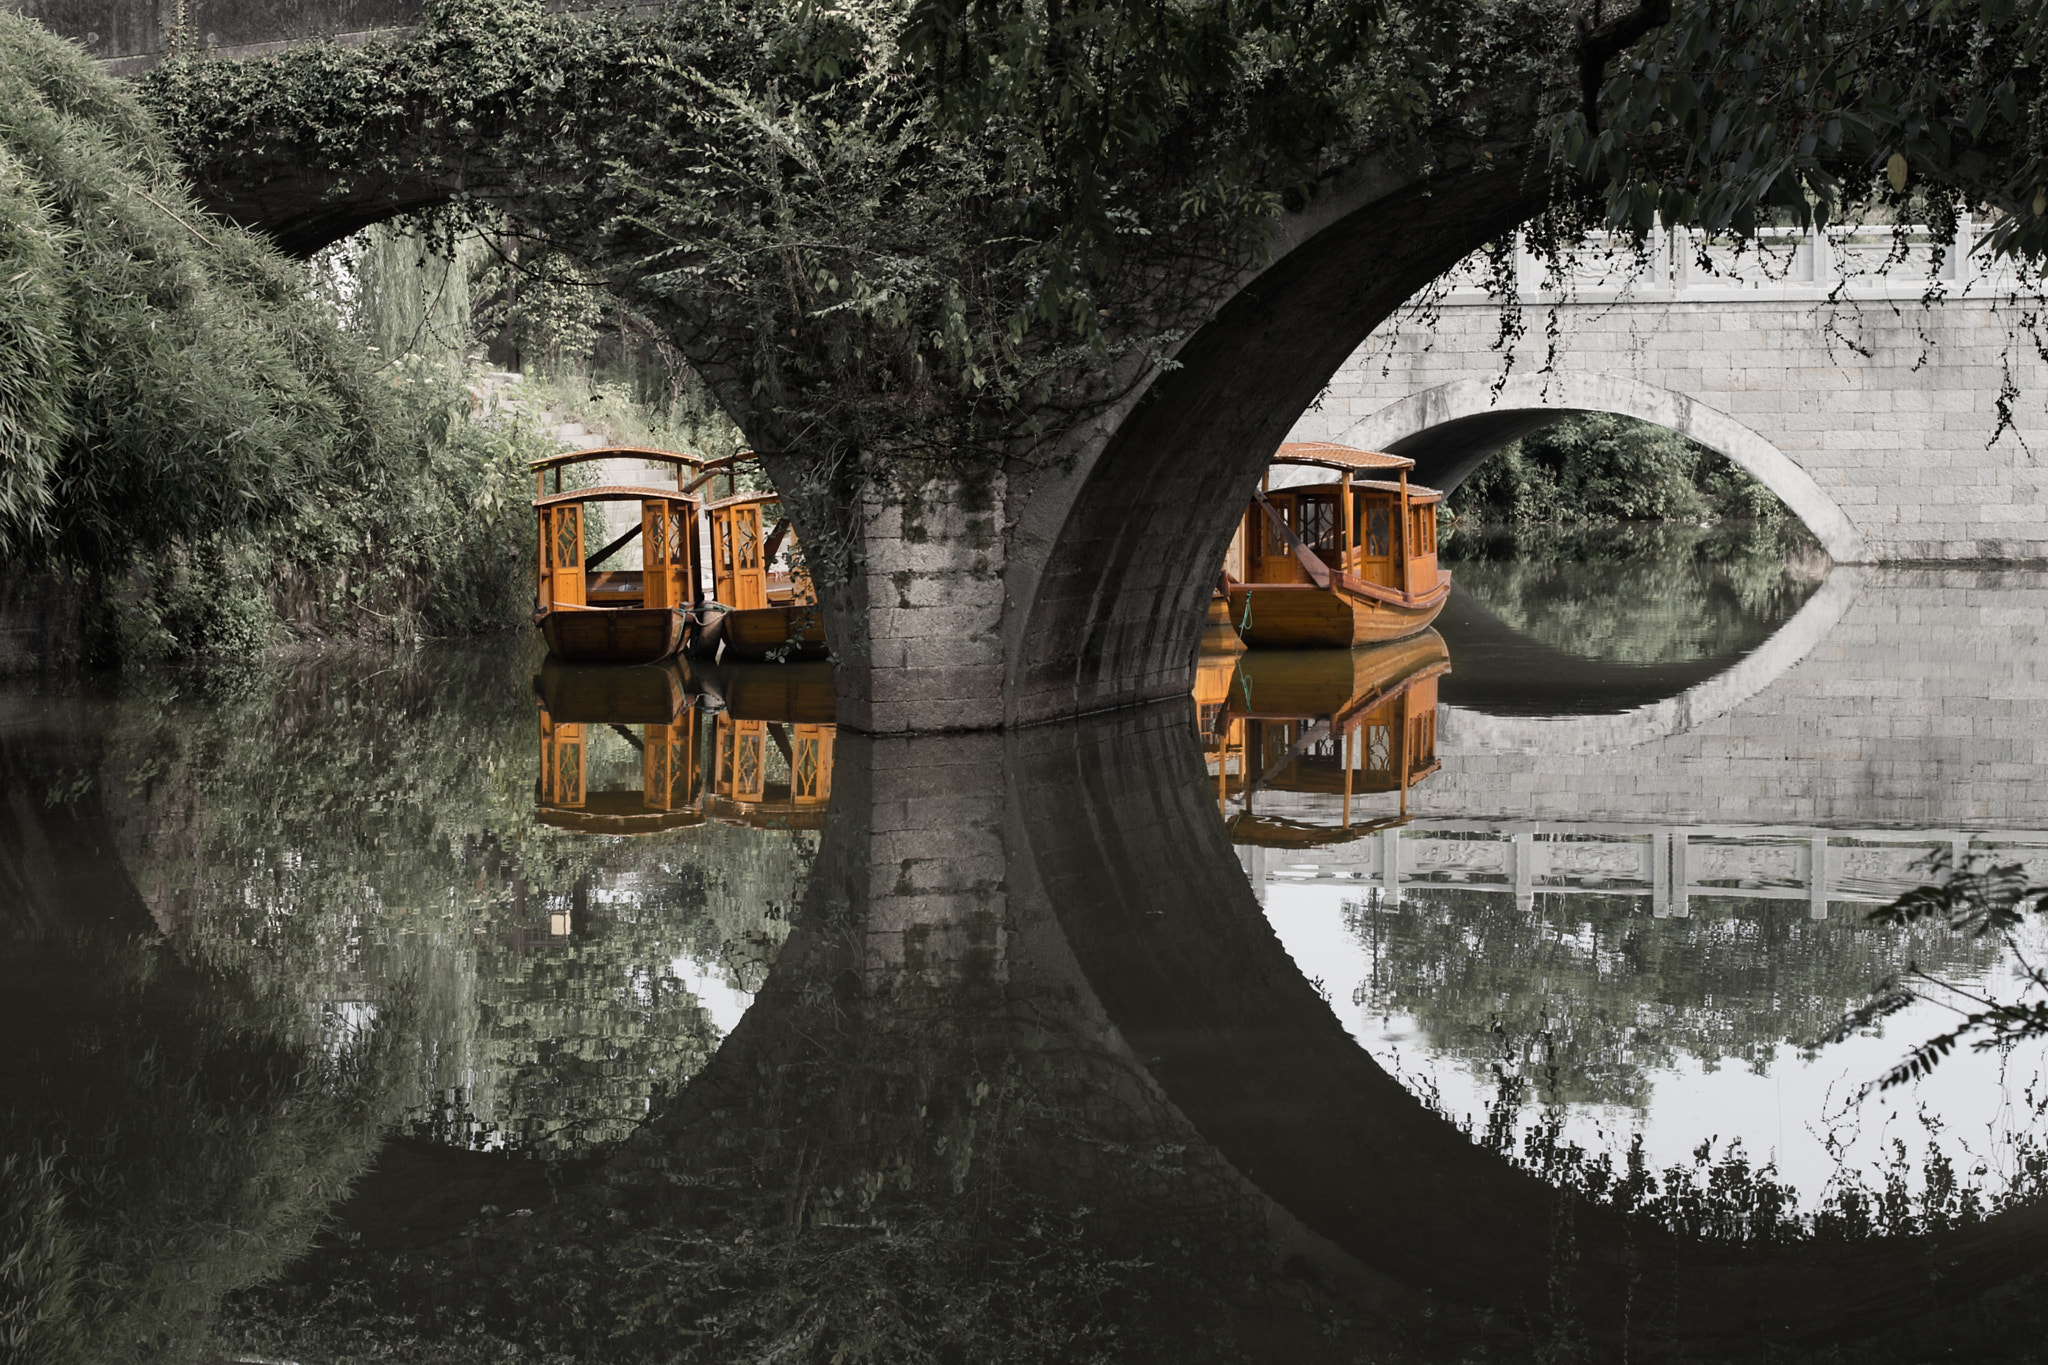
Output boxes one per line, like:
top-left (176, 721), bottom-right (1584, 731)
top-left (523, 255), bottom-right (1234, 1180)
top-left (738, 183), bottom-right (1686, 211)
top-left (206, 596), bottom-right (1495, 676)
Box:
top-left (1442, 413), bottom-right (1796, 531)
top-left (0, 16), bottom-right (562, 667)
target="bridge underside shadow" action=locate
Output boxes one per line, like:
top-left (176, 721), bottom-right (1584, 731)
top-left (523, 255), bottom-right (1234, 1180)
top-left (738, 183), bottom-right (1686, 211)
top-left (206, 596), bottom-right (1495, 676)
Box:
top-left (1385, 406), bottom-right (1587, 492)
top-left (1341, 375), bottom-right (1870, 565)
top-left (1006, 170), bottom-right (1545, 727)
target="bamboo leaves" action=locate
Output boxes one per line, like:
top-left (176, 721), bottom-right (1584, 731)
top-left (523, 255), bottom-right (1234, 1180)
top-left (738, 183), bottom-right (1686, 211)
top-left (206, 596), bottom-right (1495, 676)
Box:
top-left (0, 13), bottom-right (400, 573)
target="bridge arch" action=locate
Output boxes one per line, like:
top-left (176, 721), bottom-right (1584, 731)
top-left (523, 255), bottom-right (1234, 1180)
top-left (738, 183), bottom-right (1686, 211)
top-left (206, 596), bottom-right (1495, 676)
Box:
top-left (1003, 162), bottom-right (1545, 728)
top-left (1329, 372), bottom-right (1869, 562)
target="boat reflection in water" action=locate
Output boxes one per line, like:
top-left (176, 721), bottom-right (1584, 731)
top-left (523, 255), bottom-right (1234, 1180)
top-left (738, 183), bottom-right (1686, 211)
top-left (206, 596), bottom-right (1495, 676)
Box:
top-left (536, 658), bottom-right (836, 834)
top-left (1197, 631), bottom-right (1449, 847)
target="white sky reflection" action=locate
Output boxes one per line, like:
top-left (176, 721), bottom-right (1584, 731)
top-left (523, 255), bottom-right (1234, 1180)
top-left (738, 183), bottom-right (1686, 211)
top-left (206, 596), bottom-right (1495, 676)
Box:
top-left (1260, 881), bottom-right (2048, 1204)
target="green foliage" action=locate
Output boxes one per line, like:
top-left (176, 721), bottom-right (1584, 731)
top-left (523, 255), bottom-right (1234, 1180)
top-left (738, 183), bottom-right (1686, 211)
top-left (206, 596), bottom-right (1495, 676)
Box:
top-left (1823, 851), bottom-right (2048, 1094)
top-left (314, 220), bottom-right (487, 371)
top-left (898, 0), bottom-right (1437, 331)
top-left (1348, 882), bottom-right (2003, 1110)
top-left (1472, 1067), bottom-right (2048, 1249)
top-left (470, 238), bottom-right (608, 377)
top-left (96, 369), bottom-right (553, 659)
top-left (0, 16), bottom-right (566, 662)
top-left (512, 372), bottom-right (750, 465)
top-left (1445, 411), bottom-right (1788, 528)
top-left (1560, 0), bottom-right (2048, 258)
top-left (0, 13), bottom-right (395, 571)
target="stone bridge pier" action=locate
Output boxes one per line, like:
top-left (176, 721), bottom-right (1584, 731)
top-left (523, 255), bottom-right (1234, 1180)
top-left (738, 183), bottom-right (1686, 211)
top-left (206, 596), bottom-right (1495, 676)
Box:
top-left (773, 167), bottom-right (1549, 734)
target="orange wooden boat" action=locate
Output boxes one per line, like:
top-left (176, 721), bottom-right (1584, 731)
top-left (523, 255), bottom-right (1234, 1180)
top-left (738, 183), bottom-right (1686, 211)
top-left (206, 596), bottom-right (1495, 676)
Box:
top-left (688, 490), bottom-right (828, 662)
top-left (532, 657), bottom-right (839, 835)
top-left (1220, 442), bottom-right (1450, 649)
top-left (533, 447), bottom-right (713, 665)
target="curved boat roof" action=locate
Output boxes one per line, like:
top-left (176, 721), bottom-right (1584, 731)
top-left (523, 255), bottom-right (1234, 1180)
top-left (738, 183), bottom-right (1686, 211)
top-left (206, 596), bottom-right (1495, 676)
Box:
top-left (530, 446), bottom-right (708, 472)
top-left (533, 483), bottom-right (700, 508)
top-left (704, 489), bottom-right (787, 512)
top-left (1272, 442), bottom-right (1414, 473)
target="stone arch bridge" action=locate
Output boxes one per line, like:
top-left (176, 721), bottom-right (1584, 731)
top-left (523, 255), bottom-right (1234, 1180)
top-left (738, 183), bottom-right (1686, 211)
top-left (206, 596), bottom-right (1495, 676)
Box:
top-left (21, 2), bottom-right (2048, 734)
top-left (1284, 223), bottom-right (2048, 565)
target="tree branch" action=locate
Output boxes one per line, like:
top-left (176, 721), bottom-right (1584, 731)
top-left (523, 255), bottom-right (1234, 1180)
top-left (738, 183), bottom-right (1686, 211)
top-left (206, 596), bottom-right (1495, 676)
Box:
top-left (1578, 0), bottom-right (1673, 135)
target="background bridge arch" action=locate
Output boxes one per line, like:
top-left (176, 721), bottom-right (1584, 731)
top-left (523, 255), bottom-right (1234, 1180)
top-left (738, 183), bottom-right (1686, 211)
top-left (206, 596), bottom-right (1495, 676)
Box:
top-left (1332, 373), bottom-right (1869, 562)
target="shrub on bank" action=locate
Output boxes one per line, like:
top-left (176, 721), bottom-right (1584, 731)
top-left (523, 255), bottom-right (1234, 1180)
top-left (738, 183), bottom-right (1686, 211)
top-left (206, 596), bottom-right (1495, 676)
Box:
top-left (0, 14), bottom-right (543, 664)
top-left (104, 366), bottom-right (551, 659)
top-left (1445, 412), bottom-right (1789, 529)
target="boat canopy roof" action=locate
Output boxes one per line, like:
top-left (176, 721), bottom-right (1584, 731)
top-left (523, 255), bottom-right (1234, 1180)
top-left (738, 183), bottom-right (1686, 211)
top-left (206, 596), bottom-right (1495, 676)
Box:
top-left (1283, 476), bottom-right (1446, 502)
top-left (1272, 442), bottom-right (1414, 474)
top-left (533, 483), bottom-right (701, 509)
top-left (704, 489), bottom-right (786, 513)
top-left (529, 446), bottom-right (709, 474)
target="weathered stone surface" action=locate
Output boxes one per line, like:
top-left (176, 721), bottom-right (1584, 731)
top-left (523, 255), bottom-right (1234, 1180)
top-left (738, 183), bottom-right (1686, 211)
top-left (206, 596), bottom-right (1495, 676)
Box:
top-left (1290, 262), bottom-right (2048, 564)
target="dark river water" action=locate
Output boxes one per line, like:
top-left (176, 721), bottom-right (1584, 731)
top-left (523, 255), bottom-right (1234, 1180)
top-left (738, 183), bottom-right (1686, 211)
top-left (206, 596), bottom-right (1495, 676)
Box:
top-left (5, 524), bottom-right (2048, 1362)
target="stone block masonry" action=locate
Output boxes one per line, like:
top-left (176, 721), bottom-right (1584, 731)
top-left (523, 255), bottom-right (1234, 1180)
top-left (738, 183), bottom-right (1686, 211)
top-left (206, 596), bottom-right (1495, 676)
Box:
top-left (1291, 241), bottom-right (2048, 564)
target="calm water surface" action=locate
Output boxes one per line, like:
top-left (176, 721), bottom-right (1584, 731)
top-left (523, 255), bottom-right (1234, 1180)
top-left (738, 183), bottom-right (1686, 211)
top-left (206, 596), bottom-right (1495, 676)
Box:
top-left (5, 524), bottom-right (2048, 1362)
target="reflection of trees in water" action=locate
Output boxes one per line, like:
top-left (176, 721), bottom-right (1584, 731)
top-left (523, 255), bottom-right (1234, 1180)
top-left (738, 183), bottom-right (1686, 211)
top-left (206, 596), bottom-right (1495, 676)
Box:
top-left (31, 644), bottom-right (802, 1157)
top-left (0, 932), bottom-right (403, 1364)
top-left (1347, 885), bottom-right (2003, 1109)
top-left (221, 942), bottom-right (1365, 1365)
top-left (1441, 522), bottom-right (1826, 664)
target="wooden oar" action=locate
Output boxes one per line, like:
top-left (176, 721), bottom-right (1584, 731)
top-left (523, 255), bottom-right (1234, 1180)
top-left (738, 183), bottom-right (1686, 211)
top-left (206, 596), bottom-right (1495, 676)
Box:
top-left (584, 522), bottom-right (643, 571)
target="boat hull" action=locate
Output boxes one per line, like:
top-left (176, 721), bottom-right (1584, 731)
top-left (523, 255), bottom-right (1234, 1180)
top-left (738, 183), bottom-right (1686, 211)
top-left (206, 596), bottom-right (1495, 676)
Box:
top-left (1225, 573), bottom-right (1449, 649)
top-left (539, 607), bottom-right (687, 665)
top-left (1201, 594), bottom-right (1248, 653)
top-left (691, 658), bottom-right (838, 723)
top-left (690, 605), bottom-right (829, 662)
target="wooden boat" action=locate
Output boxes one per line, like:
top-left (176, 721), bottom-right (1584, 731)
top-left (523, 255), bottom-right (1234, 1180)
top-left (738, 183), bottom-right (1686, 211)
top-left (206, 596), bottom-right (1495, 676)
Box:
top-left (1204, 631), bottom-right (1450, 847)
top-left (1220, 442), bottom-right (1451, 649)
top-left (686, 490), bottom-right (828, 662)
top-left (534, 658), bottom-right (705, 835)
top-left (533, 447), bottom-right (713, 664)
top-left (690, 657), bottom-right (837, 726)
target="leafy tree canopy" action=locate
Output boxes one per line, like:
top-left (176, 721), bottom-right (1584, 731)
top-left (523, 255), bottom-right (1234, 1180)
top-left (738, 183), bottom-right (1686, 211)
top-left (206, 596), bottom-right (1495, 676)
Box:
top-left (137, 0), bottom-right (2047, 511)
top-left (0, 12), bottom-right (400, 571)
top-left (1573, 0), bottom-right (2048, 257)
